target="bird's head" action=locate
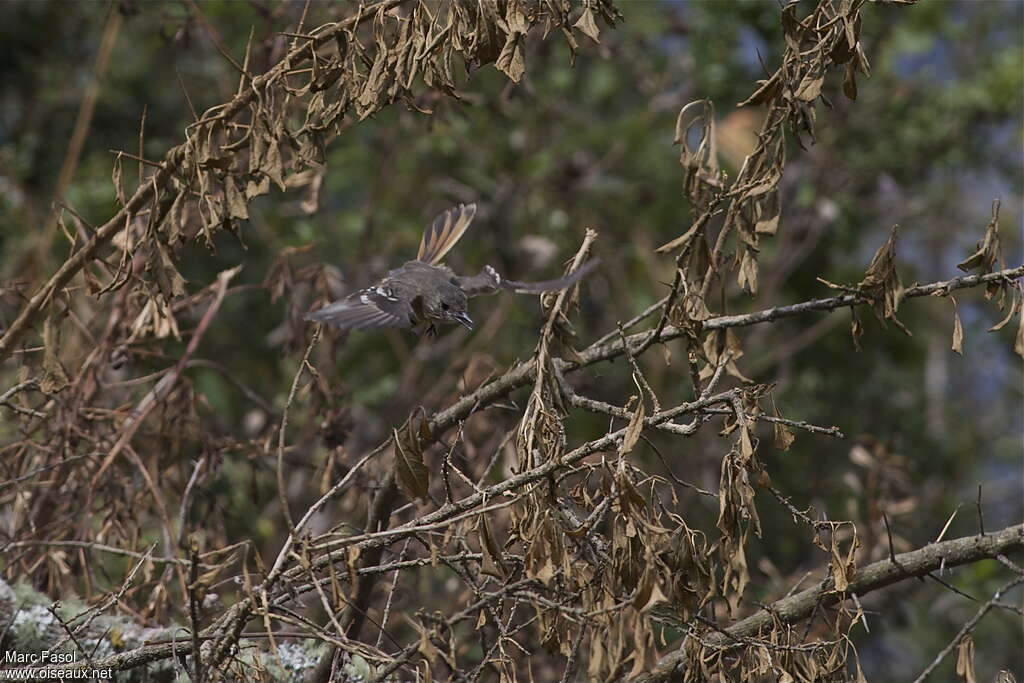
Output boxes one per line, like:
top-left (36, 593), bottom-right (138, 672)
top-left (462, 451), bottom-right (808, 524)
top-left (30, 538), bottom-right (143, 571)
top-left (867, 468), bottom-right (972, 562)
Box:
top-left (424, 283), bottom-right (472, 330)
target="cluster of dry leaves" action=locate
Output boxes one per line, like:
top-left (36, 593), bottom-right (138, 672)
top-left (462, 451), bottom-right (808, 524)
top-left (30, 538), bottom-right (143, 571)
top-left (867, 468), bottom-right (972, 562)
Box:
top-left (1, 1), bottom-right (1022, 682)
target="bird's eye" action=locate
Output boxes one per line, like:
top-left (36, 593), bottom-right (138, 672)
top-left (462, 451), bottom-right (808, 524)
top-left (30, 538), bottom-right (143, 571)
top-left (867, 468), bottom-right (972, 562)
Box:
top-left (441, 302), bottom-right (449, 310)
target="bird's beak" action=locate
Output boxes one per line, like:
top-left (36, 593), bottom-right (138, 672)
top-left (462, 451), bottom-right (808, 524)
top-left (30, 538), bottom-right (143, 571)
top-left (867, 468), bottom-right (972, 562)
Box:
top-left (452, 312), bottom-right (474, 330)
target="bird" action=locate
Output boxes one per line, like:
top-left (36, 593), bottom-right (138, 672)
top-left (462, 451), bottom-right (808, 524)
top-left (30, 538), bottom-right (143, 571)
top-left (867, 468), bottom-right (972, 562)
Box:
top-left (305, 203), bottom-right (598, 334)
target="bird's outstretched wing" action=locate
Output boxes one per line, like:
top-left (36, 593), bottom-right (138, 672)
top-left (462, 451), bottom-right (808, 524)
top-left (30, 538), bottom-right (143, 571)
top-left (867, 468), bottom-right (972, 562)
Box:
top-left (454, 259), bottom-right (600, 297)
top-left (305, 286), bottom-right (415, 331)
top-left (418, 203), bottom-right (477, 266)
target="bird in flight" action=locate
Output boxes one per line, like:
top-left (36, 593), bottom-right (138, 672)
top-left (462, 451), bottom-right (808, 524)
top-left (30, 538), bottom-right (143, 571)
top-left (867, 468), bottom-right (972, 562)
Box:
top-left (306, 204), bottom-right (598, 334)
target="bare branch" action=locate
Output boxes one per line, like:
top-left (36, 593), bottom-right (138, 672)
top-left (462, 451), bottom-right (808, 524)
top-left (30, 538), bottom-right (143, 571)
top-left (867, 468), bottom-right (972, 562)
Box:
top-left (637, 525), bottom-right (1024, 682)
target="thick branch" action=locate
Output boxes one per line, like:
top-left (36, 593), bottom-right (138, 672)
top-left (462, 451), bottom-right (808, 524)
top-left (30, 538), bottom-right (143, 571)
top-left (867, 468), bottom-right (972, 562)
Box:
top-left (15, 525), bottom-right (1019, 679)
top-left (426, 264), bottom-right (1024, 439)
top-left (636, 524), bottom-right (1024, 682)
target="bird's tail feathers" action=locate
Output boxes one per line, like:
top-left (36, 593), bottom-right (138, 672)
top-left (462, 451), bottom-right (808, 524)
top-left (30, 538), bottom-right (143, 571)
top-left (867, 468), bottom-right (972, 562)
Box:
top-left (501, 258), bottom-right (600, 294)
top-left (418, 203), bottom-right (478, 266)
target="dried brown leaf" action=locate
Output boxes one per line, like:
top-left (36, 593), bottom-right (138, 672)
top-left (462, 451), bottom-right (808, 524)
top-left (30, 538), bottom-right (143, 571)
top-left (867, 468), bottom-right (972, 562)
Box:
top-left (858, 225), bottom-right (909, 334)
top-left (957, 200), bottom-right (1002, 275)
top-left (264, 134), bottom-right (285, 191)
top-left (40, 317), bottom-right (69, 394)
top-left (479, 516), bottom-right (507, 579)
top-left (1016, 302), bottom-right (1024, 358)
top-left (850, 306), bottom-right (864, 350)
top-left (225, 177), bottom-right (249, 220)
top-left (755, 211), bottom-right (780, 236)
top-left (393, 427), bottom-right (429, 500)
top-left (738, 71), bottom-right (782, 107)
top-left (619, 395), bottom-right (644, 455)
top-left (637, 578), bottom-right (669, 613)
top-left (842, 60), bottom-right (858, 100)
top-left (739, 425), bottom-right (755, 463)
top-left (587, 637), bottom-right (604, 680)
top-left (246, 175), bottom-right (271, 200)
top-left (988, 291), bottom-right (1019, 332)
top-left (773, 415), bottom-right (795, 452)
top-left (738, 248), bottom-right (759, 294)
top-left (951, 296), bottom-right (963, 355)
top-left (496, 34), bottom-right (525, 83)
top-left (112, 152), bottom-right (126, 206)
top-left (955, 635), bottom-right (977, 683)
top-left (830, 529), bottom-right (859, 593)
top-left (794, 71), bottom-right (824, 102)
top-left (573, 8), bottom-right (600, 43)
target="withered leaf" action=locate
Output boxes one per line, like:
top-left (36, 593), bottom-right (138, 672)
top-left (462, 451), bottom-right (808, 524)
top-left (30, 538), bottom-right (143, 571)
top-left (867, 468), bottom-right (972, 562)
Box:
top-left (951, 297), bottom-right (963, 355)
top-left (200, 156), bottom-right (233, 171)
top-left (755, 211), bottom-right (780, 236)
top-left (495, 34), bottom-right (525, 83)
top-left (111, 152), bottom-right (126, 206)
top-left (573, 8), bottom-right (601, 43)
top-left (313, 65), bottom-right (343, 92)
top-left (525, 540), bottom-right (557, 584)
top-left (956, 635), bottom-right (977, 683)
top-left (616, 467), bottom-right (647, 515)
top-left (794, 71), bottom-right (824, 102)
top-left (632, 567), bottom-right (653, 610)
top-left (1016, 302), bottom-right (1024, 358)
top-left (858, 225), bottom-right (909, 334)
top-left (739, 71), bottom-right (782, 107)
top-left (842, 61), bottom-right (858, 100)
top-left (345, 545), bottom-right (361, 587)
top-left (738, 248), bottom-right (759, 294)
top-left (165, 189), bottom-right (186, 244)
top-left (739, 172), bottom-right (780, 201)
top-left (83, 264), bottom-right (101, 295)
top-left (418, 414), bottom-right (434, 442)
top-left (656, 218), bottom-right (703, 254)
top-left (773, 412), bottom-right (795, 451)
top-left (416, 626), bottom-right (440, 665)
top-left (619, 395), bottom-right (644, 455)
top-left (225, 177), bottom-right (249, 220)
top-left (263, 134), bottom-right (285, 190)
top-left (780, 2), bottom-right (806, 52)
top-left (358, 47), bottom-right (388, 111)
top-left (855, 42), bottom-right (872, 76)
top-left (246, 175), bottom-right (270, 200)
top-left (637, 577), bottom-right (669, 613)
top-left (739, 425), bottom-right (755, 463)
top-left (957, 200), bottom-right (1002, 275)
top-left (830, 530), bottom-right (858, 593)
top-left (393, 427), bottom-right (429, 500)
top-left (504, 1), bottom-right (529, 34)
top-left (850, 306), bottom-right (864, 350)
top-left (478, 516), bottom-right (507, 579)
top-left (587, 637), bottom-right (604, 680)
top-left (249, 119), bottom-right (265, 173)
top-left (40, 316), bottom-right (69, 394)
top-left (153, 242), bottom-right (188, 299)
top-left (989, 292), bottom-right (1019, 332)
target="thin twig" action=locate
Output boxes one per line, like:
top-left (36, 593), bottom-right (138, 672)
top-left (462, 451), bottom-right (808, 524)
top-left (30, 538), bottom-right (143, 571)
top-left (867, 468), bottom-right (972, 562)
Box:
top-left (277, 329), bottom-right (321, 534)
top-left (976, 483), bottom-right (986, 536)
top-left (635, 525), bottom-right (1024, 682)
top-left (910, 577), bottom-right (1024, 683)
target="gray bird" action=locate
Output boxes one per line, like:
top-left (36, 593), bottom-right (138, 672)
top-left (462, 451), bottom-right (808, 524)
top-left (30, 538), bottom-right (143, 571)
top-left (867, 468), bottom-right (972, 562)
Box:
top-left (305, 204), bottom-right (598, 334)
